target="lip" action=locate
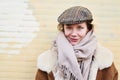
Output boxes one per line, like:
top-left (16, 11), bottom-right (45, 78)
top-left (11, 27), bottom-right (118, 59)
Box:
top-left (69, 38), bottom-right (78, 42)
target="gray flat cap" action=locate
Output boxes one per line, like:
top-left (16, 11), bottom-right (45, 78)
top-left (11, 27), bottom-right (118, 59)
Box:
top-left (58, 6), bottom-right (93, 24)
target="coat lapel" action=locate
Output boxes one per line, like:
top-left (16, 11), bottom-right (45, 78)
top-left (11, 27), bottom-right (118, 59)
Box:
top-left (88, 44), bottom-right (113, 80)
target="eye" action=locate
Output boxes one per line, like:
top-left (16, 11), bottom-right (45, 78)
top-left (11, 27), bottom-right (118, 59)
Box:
top-left (65, 24), bottom-right (72, 30)
top-left (77, 26), bottom-right (84, 29)
top-left (66, 26), bottom-right (72, 30)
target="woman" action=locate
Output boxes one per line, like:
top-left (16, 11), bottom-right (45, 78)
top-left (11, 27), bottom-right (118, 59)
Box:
top-left (35, 6), bottom-right (118, 80)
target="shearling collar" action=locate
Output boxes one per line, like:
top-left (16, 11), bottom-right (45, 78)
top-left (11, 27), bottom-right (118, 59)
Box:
top-left (94, 44), bottom-right (113, 70)
top-left (37, 50), bottom-right (57, 73)
top-left (37, 44), bottom-right (113, 73)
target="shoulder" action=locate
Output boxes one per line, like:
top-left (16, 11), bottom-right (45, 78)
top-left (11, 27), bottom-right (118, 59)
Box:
top-left (94, 43), bottom-right (114, 69)
top-left (37, 50), bottom-right (57, 73)
top-left (96, 63), bottom-right (118, 80)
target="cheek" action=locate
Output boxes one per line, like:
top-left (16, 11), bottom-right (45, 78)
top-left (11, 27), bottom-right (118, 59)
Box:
top-left (78, 30), bottom-right (87, 37)
top-left (64, 30), bottom-right (71, 37)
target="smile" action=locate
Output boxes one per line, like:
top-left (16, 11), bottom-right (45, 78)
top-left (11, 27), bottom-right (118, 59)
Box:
top-left (69, 38), bottom-right (78, 42)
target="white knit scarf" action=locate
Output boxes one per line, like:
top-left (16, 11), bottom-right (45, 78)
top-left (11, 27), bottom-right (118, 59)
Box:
top-left (52, 30), bottom-right (97, 80)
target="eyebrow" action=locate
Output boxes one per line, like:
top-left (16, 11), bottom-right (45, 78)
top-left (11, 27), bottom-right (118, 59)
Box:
top-left (65, 24), bottom-right (72, 26)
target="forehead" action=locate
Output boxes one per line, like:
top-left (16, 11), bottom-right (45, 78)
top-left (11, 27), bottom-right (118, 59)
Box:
top-left (64, 22), bottom-right (87, 26)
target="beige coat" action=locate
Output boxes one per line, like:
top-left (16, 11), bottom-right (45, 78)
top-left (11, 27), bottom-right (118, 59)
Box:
top-left (35, 45), bottom-right (118, 80)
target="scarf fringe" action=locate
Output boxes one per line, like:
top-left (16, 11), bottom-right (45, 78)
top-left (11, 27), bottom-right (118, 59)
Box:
top-left (59, 65), bottom-right (78, 80)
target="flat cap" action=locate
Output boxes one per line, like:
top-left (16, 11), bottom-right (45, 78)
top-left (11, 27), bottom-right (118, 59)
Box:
top-left (57, 6), bottom-right (93, 24)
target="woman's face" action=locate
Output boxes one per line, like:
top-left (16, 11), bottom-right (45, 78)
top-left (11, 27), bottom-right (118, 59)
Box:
top-left (64, 22), bottom-right (88, 46)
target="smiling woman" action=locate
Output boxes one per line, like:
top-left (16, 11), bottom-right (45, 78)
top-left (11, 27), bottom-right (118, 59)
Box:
top-left (62, 22), bottom-right (89, 46)
top-left (35, 6), bottom-right (118, 80)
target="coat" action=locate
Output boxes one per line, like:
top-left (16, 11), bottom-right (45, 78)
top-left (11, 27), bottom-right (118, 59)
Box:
top-left (35, 44), bottom-right (118, 80)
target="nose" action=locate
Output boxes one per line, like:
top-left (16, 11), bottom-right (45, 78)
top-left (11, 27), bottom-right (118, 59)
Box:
top-left (71, 29), bottom-right (77, 37)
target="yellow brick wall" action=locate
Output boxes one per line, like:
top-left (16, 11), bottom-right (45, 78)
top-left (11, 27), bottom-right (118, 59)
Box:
top-left (0, 0), bottom-right (120, 80)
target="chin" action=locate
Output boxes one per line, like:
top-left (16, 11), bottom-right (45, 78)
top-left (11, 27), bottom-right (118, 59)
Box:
top-left (71, 43), bottom-right (77, 46)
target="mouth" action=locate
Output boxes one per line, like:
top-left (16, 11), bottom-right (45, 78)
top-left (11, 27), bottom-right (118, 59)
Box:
top-left (69, 38), bottom-right (78, 42)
